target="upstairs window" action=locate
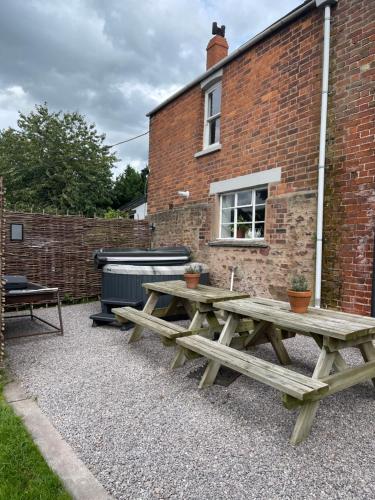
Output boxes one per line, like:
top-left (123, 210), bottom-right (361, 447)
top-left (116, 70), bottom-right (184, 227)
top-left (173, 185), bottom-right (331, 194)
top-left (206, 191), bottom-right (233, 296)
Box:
top-left (220, 187), bottom-right (268, 240)
top-left (204, 82), bottom-right (221, 147)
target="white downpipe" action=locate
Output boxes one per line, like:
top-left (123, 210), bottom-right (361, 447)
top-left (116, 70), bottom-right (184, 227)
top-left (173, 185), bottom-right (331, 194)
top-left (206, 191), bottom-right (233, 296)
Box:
top-left (314, 5), bottom-right (331, 308)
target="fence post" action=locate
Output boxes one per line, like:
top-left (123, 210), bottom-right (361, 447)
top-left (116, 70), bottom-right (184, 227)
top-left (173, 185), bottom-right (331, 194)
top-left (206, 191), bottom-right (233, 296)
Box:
top-left (0, 178), bottom-right (4, 367)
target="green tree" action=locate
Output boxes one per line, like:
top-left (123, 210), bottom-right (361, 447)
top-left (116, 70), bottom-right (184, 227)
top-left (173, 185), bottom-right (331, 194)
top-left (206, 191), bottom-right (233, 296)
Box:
top-left (0, 103), bottom-right (118, 216)
top-left (112, 165), bottom-right (148, 209)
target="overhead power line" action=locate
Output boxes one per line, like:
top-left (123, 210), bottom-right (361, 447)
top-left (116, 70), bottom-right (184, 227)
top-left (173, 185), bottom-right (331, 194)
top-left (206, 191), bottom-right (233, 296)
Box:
top-left (107, 131), bottom-right (149, 148)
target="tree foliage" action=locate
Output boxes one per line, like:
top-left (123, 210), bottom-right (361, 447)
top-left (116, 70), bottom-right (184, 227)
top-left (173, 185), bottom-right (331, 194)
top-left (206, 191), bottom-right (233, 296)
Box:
top-left (103, 208), bottom-right (129, 219)
top-left (112, 165), bottom-right (148, 209)
top-left (0, 104), bottom-right (118, 216)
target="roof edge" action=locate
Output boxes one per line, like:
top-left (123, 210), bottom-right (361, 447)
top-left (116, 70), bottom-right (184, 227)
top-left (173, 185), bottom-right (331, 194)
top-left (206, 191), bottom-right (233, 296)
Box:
top-left (146, 0), bottom-right (316, 117)
top-left (119, 194), bottom-right (147, 211)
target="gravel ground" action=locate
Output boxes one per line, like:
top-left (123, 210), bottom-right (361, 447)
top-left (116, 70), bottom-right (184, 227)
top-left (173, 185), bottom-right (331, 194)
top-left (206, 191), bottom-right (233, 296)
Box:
top-left (5, 302), bottom-right (375, 500)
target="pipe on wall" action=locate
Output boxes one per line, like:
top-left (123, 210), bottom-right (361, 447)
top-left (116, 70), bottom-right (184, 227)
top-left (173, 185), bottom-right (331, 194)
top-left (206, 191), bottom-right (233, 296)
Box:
top-left (372, 231), bottom-right (375, 317)
top-left (314, 4), bottom-right (333, 308)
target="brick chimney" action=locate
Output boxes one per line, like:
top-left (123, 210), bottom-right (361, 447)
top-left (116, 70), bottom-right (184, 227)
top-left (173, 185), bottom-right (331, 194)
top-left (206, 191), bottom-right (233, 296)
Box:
top-left (206, 22), bottom-right (228, 70)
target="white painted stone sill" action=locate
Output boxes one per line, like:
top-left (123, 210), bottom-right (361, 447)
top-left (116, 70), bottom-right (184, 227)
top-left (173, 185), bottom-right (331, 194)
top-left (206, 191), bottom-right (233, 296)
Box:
top-left (194, 144), bottom-right (222, 158)
top-left (208, 239), bottom-right (269, 248)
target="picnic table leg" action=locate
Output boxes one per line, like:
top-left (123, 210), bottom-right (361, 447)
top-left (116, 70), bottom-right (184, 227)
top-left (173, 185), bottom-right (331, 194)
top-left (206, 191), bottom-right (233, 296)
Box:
top-left (243, 320), bottom-right (291, 365)
top-left (290, 347), bottom-right (336, 445)
top-left (332, 353), bottom-right (348, 372)
top-left (265, 325), bottom-right (291, 366)
top-left (243, 320), bottom-right (271, 348)
top-left (162, 296), bottom-right (181, 318)
top-left (205, 311), bottom-right (222, 339)
top-left (199, 313), bottom-right (239, 389)
top-left (311, 334), bottom-right (348, 372)
top-left (359, 341), bottom-right (375, 387)
top-left (128, 291), bottom-right (160, 343)
top-left (181, 299), bottom-right (195, 320)
top-left (171, 309), bottom-right (206, 369)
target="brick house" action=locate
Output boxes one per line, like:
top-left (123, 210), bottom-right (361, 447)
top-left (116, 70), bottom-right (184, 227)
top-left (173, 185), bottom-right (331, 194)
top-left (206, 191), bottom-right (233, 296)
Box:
top-left (146, 0), bottom-right (374, 316)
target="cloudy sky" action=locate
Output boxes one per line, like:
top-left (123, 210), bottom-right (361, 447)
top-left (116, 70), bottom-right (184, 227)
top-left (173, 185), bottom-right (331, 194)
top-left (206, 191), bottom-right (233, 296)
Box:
top-left (0, 0), bottom-right (301, 176)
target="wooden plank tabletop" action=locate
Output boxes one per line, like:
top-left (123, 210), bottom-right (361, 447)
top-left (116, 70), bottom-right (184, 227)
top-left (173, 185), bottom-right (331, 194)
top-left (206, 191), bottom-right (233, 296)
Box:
top-left (251, 297), bottom-right (375, 327)
top-left (214, 297), bottom-right (375, 341)
top-left (142, 280), bottom-right (249, 304)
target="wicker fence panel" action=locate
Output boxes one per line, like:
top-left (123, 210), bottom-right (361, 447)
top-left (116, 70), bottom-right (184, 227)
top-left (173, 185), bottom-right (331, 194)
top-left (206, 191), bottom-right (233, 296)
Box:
top-left (4, 212), bottom-right (151, 300)
top-left (0, 180), bottom-right (4, 366)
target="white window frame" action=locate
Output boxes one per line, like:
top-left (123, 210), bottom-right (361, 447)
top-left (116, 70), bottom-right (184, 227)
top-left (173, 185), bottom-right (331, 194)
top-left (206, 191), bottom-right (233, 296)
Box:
top-left (203, 81), bottom-right (221, 149)
top-left (219, 186), bottom-right (267, 240)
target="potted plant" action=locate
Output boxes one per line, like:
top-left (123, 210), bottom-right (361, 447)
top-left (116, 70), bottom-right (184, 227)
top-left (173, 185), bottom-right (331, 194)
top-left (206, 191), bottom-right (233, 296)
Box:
top-left (287, 275), bottom-right (312, 313)
top-left (184, 264), bottom-right (201, 289)
top-left (236, 214), bottom-right (251, 239)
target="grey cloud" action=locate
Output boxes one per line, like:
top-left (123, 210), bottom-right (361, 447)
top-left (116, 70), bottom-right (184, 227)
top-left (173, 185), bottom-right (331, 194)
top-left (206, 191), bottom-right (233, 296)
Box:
top-left (0, 0), bottom-right (301, 173)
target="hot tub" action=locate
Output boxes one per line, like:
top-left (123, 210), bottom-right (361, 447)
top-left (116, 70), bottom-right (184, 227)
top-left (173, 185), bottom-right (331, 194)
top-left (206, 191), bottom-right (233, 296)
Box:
top-left (90, 261), bottom-right (209, 327)
top-left (103, 263), bottom-right (209, 307)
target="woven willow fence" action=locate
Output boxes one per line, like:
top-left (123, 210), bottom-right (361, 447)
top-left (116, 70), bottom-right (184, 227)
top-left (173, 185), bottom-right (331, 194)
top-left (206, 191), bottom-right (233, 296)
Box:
top-left (0, 180), bottom-right (4, 367)
top-left (4, 211), bottom-right (151, 300)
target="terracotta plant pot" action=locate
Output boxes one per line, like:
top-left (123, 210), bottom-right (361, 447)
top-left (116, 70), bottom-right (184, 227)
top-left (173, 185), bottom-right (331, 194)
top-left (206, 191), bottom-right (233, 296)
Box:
top-left (184, 273), bottom-right (200, 289)
top-left (287, 290), bottom-right (312, 313)
top-left (236, 227), bottom-right (246, 238)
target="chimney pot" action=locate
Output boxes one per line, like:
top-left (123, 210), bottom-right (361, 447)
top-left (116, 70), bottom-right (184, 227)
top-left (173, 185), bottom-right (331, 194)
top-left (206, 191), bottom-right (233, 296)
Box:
top-left (206, 22), bottom-right (228, 70)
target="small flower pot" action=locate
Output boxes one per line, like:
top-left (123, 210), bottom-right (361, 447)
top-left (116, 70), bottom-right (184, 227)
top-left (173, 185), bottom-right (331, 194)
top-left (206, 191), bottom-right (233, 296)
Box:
top-left (287, 290), bottom-right (312, 313)
top-left (184, 273), bottom-right (200, 289)
top-left (236, 227), bottom-right (246, 238)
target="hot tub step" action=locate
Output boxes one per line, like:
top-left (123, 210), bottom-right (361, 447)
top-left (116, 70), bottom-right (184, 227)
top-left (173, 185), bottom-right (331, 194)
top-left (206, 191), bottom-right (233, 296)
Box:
top-left (101, 298), bottom-right (142, 307)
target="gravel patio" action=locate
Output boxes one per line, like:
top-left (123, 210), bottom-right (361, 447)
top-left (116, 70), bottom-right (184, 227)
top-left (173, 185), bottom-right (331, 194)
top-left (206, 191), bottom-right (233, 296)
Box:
top-left (5, 302), bottom-right (375, 500)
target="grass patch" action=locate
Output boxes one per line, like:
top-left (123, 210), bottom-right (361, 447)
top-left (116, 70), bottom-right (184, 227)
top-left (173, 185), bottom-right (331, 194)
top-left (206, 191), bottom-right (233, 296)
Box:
top-left (0, 372), bottom-right (71, 500)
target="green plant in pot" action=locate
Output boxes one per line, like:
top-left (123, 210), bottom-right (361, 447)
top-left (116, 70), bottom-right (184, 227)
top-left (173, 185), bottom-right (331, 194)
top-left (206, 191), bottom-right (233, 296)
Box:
top-left (184, 264), bottom-right (201, 289)
top-left (236, 214), bottom-right (251, 238)
top-left (287, 275), bottom-right (312, 313)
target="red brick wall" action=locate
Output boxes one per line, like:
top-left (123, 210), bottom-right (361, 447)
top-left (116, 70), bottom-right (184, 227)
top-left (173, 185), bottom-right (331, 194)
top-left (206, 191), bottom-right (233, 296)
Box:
top-left (322, 0), bottom-right (375, 315)
top-left (148, 10), bottom-right (323, 214)
top-left (148, 8), bottom-right (322, 298)
top-left (148, 1), bottom-right (374, 312)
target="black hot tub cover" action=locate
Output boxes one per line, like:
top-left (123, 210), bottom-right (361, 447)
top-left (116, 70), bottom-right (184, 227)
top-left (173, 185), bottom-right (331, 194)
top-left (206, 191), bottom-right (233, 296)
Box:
top-left (93, 246), bottom-right (191, 269)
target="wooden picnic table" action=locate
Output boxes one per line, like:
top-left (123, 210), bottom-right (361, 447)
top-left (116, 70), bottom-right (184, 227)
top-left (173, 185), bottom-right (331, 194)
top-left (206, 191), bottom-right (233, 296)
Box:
top-left (177, 296), bottom-right (375, 444)
top-left (113, 280), bottom-right (249, 367)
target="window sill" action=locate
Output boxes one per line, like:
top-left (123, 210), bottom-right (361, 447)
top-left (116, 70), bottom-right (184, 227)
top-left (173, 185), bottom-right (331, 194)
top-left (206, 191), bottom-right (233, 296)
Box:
top-left (208, 239), bottom-right (269, 248)
top-left (194, 144), bottom-right (222, 158)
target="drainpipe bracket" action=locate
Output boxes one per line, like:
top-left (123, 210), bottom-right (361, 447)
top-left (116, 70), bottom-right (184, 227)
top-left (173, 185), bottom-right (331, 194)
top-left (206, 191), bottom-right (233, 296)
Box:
top-left (315, 0), bottom-right (337, 8)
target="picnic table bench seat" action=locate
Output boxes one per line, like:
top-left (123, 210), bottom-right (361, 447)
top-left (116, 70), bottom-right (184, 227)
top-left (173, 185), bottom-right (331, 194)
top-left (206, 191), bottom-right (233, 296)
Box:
top-left (176, 335), bottom-right (329, 400)
top-left (113, 307), bottom-right (191, 340)
top-left (112, 282), bottom-right (375, 444)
